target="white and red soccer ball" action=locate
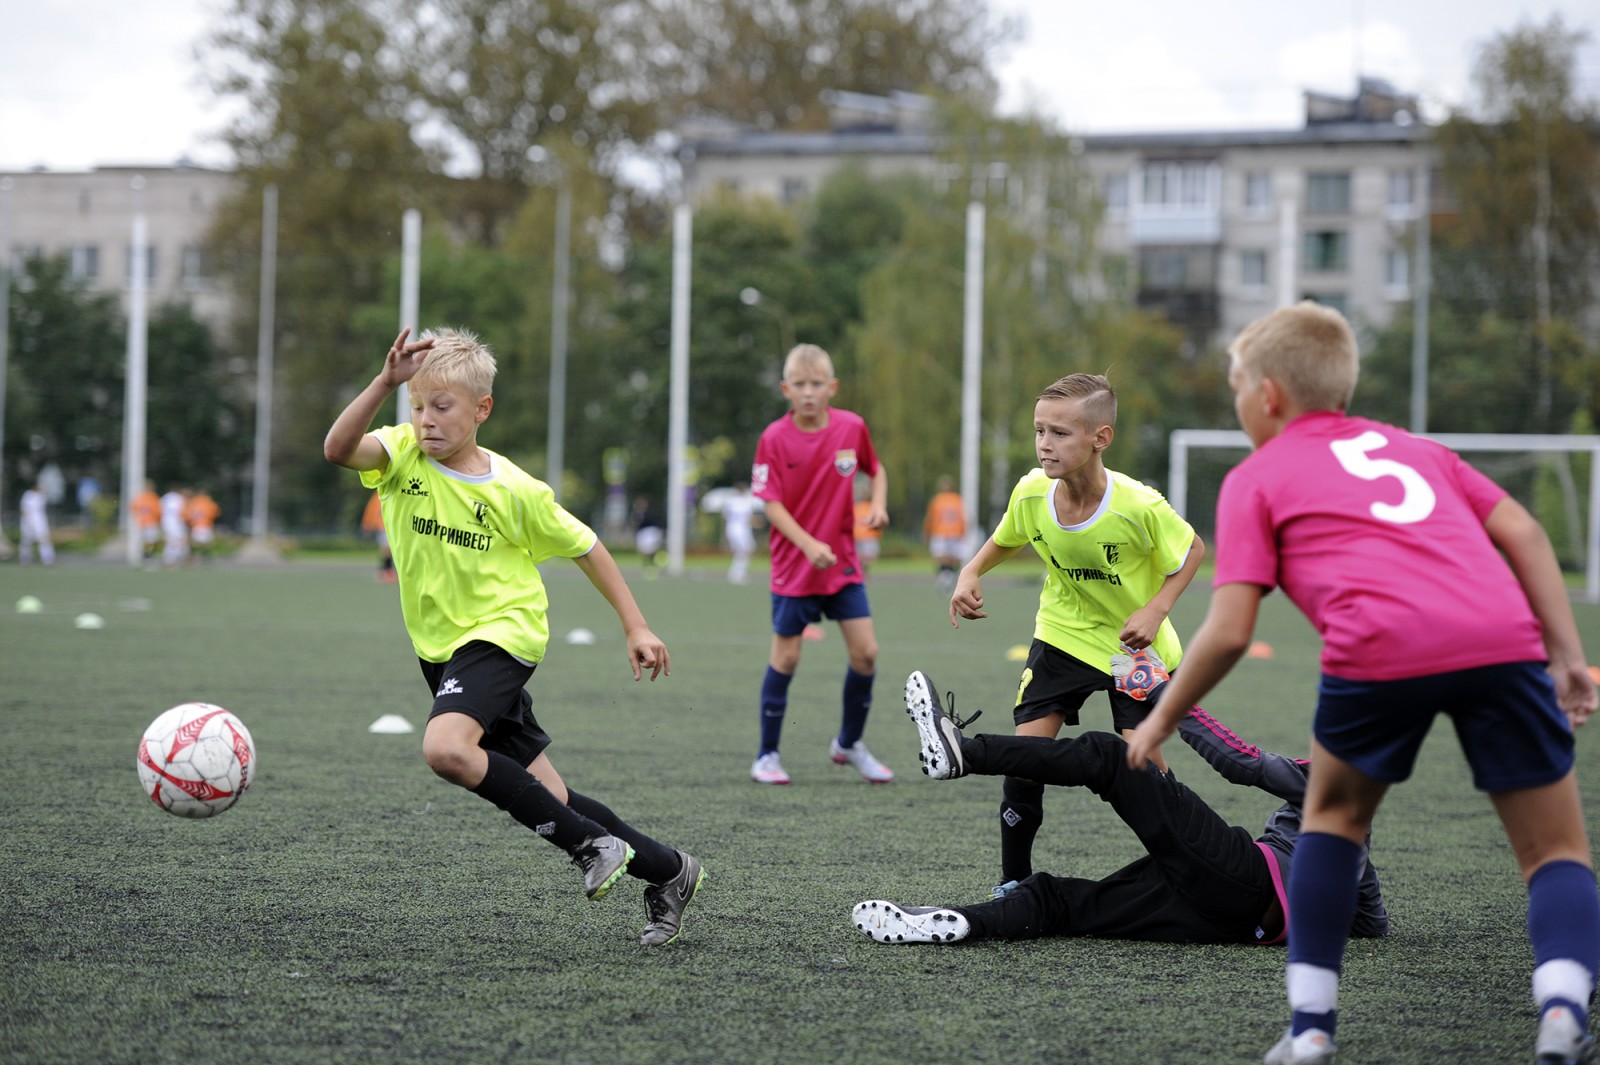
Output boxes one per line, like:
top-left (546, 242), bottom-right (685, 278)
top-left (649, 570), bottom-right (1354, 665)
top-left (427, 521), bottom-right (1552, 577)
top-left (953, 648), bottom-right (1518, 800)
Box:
top-left (136, 702), bottom-right (256, 818)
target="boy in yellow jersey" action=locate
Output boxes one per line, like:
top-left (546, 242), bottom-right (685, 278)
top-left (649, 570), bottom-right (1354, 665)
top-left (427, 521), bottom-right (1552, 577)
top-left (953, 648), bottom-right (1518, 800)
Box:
top-left (325, 327), bottom-right (704, 946)
top-left (948, 373), bottom-right (1203, 893)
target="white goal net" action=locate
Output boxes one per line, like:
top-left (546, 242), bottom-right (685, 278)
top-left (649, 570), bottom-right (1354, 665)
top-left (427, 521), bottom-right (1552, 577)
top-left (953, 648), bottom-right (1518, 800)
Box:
top-left (1169, 430), bottom-right (1600, 603)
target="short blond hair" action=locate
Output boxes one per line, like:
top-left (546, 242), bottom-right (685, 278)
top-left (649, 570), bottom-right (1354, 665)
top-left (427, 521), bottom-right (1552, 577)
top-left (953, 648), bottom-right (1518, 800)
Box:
top-left (1230, 302), bottom-right (1358, 412)
top-left (1037, 373), bottom-right (1117, 431)
top-left (412, 327), bottom-right (497, 400)
top-left (783, 343), bottom-right (835, 380)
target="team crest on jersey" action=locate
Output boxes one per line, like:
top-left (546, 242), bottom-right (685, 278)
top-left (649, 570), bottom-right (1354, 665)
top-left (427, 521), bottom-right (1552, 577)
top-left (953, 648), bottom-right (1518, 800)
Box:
top-left (470, 499), bottom-right (495, 532)
top-left (1102, 543), bottom-right (1120, 566)
top-left (833, 449), bottom-right (857, 477)
top-left (751, 463), bottom-right (769, 493)
top-left (401, 477), bottom-right (429, 498)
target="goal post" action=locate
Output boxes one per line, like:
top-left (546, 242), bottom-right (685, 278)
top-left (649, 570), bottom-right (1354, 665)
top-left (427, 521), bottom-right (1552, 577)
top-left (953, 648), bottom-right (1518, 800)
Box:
top-left (1169, 429), bottom-right (1600, 604)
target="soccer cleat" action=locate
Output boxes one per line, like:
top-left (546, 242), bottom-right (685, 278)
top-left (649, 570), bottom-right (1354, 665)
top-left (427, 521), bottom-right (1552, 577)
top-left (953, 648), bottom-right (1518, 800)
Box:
top-left (852, 900), bottom-right (970, 944)
top-left (1263, 1028), bottom-right (1336, 1065)
top-left (1537, 1005), bottom-right (1597, 1065)
top-left (571, 835), bottom-right (634, 900)
top-left (640, 850), bottom-right (705, 946)
top-left (830, 738), bottom-right (894, 783)
top-left (750, 751), bottom-right (791, 785)
top-left (904, 670), bottom-right (970, 780)
top-left (1109, 643), bottom-right (1171, 701)
top-left (990, 879), bottom-right (1021, 900)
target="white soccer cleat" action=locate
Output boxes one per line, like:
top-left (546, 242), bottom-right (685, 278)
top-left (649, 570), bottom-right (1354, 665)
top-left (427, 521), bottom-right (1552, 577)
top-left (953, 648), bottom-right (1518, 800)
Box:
top-left (852, 900), bottom-right (970, 944)
top-left (1263, 1028), bottom-right (1336, 1065)
top-left (1537, 1004), bottom-right (1597, 1065)
top-left (830, 738), bottom-right (894, 783)
top-left (750, 751), bottom-right (791, 785)
top-left (904, 670), bottom-right (968, 780)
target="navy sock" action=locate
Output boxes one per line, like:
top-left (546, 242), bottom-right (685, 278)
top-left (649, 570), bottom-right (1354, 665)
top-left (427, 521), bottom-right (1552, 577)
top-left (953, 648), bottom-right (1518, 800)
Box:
top-left (471, 750), bottom-right (603, 853)
top-left (759, 666), bottom-right (793, 754)
top-left (838, 668), bottom-right (874, 748)
top-left (1287, 832), bottom-right (1362, 971)
top-left (566, 789), bottom-right (681, 884)
top-left (999, 777), bottom-right (1045, 884)
top-left (1529, 859), bottom-right (1600, 1027)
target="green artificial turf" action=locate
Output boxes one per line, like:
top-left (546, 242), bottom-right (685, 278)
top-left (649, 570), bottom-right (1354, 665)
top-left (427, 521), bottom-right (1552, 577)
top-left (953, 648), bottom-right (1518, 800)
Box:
top-left (2, 558), bottom-right (1597, 1063)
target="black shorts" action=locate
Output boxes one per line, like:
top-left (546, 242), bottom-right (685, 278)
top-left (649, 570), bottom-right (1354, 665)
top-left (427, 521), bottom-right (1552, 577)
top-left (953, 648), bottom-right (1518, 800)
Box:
top-left (1014, 639), bottom-right (1151, 733)
top-left (419, 640), bottom-right (551, 766)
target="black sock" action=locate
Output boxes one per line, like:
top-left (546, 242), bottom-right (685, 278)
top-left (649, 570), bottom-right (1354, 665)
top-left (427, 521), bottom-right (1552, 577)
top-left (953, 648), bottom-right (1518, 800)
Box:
top-left (471, 750), bottom-right (603, 854)
top-left (998, 776), bottom-right (1045, 884)
top-left (565, 789), bottom-right (682, 883)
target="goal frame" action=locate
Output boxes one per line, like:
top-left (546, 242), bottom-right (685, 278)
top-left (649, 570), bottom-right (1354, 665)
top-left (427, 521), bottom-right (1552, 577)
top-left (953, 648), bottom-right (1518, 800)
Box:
top-left (1169, 429), bottom-right (1600, 603)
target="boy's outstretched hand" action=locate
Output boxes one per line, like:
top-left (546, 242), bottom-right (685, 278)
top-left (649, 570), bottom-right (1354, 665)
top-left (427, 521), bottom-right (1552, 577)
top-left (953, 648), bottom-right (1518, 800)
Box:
top-left (379, 327), bottom-right (435, 389)
top-left (625, 627), bottom-right (671, 682)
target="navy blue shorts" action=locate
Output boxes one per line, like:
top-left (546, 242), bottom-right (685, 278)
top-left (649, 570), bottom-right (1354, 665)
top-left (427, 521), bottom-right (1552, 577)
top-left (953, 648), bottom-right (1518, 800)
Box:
top-left (1315, 661), bottom-right (1575, 792)
top-left (771, 583), bottom-right (871, 637)
top-left (419, 640), bottom-right (551, 766)
top-left (1014, 639), bottom-right (1151, 733)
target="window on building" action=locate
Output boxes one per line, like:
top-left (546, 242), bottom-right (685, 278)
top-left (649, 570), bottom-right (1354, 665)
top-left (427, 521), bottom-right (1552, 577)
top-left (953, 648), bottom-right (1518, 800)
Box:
top-left (1303, 230), bottom-right (1349, 272)
top-left (1386, 169), bottom-right (1417, 220)
top-left (9, 243), bottom-right (42, 273)
top-left (181, 244), bottom-right (210, 289)
top-left (781, 178), bottom-right (808, 205)
top-left (125, 245), bottom-right (158, 287)
top-left (1241, 249), bottom-right (1268, 293)
top-left (1140, 161), bottom-right (1214, 208)
top-left (1303, 292), bottom-right (1349, 317)
top-left (1384, 248), bottom-right (1410, 298)
top-left (78, 190), bottom-right (92, 214)
top-left (69, 245), bottom-right (99, 283)
top-left (1103, 173), bottom-right (1128, 217)
top-left (1140, 248), bottom-right (1189, 288)
top-left (1305, 172), bottom-right (1351, 214)
top-left (1243, 171), bottom-right (1272, 213)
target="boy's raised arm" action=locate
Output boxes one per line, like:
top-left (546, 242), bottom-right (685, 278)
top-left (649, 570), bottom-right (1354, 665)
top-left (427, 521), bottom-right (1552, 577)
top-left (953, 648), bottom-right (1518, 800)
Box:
top-left (324, 329), bottom-right (432, 470)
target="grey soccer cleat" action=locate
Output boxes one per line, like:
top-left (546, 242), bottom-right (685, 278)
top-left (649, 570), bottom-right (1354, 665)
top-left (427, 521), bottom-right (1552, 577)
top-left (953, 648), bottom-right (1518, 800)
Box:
top-left (1537, 1004), bottom-right (1598, 1065)
top-left (904, 670), bottom-right (969, 780)
top-left (571, 835), bottom-right (634, 900)
top-left (852, 900), bottom-right (970, 944)
top-left (640, 850), bottom-right (705, 946)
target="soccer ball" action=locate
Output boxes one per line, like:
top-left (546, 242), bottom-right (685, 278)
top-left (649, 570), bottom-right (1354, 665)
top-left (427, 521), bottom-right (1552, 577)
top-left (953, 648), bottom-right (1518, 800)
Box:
top-left (135, 702), bottom-right (256, 818)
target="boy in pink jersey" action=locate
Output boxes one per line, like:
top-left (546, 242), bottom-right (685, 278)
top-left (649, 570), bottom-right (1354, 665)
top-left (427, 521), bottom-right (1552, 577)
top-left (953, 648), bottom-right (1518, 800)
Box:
top-left (1126, 302), bottom-right (1600, 1065)
top-left (748, 344), bottom-right (892, 785)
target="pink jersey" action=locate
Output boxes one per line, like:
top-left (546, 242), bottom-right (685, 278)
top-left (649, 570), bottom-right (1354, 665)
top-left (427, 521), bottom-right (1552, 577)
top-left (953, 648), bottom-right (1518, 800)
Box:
top-left (1214, 411), bottom-right (1546, 681)
top-left (751, 407), bottom-right (879, 597)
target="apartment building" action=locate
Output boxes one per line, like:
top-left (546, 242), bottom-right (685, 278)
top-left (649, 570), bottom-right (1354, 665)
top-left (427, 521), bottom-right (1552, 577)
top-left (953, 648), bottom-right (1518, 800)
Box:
top-left (677, 80), bottom-right (1430, 348)
top-left (0, 163), bottom-right (239, 329)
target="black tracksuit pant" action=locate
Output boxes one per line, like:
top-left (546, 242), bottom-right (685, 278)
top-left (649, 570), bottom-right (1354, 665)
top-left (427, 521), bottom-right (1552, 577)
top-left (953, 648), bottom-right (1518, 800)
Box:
top-left (954, 732), bottom-right (1278, 944)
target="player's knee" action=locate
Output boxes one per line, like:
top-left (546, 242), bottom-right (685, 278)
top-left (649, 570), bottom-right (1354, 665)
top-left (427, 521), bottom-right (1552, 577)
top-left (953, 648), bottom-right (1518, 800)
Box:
top-left (421, 736), bottom-right (476, 786)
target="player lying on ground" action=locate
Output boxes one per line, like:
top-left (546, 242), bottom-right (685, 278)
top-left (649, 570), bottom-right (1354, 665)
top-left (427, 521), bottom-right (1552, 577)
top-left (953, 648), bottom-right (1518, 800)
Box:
top-left (852, 668), bottom-right (1387, 945)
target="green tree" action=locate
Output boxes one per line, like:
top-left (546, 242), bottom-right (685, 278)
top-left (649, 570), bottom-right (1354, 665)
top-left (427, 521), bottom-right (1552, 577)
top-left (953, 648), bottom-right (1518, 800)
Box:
top-left (202, 0), bottom-right (445, 530)
top-left (648, 0), bottom-right (1017, 130)
top-left (405, 0), bottom-right (663, 243)
top-left (4, 257), bottom-right (125, 506)
top-left (1431, 16), bottom-right (1600, 429)
top-left (5, 257), bottom-right (251, 522)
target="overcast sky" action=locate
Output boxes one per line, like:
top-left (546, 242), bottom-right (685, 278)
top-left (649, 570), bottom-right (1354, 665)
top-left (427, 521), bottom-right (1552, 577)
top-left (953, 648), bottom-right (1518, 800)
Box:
top-left (1, 0), bottom-right (1596, 172)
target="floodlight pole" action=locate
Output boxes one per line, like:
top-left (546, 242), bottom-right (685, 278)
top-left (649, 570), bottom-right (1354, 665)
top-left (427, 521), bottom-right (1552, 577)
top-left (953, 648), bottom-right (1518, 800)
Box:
top-left (397, 208), bottom-right (421, 420)
top-left (0, 178), bottom-right (12, 559)
top-left (959, 197), bottom-right (985, 549)
top-left (247, 184), bottom-right (279, 550)
top-left (547, 179), bottom-right (571, 498)
top-left (122, 179), bottom-right (149, 567)
top-left (666, 202), bottom-right (692, 576)
top-left (1409, 164), bottom-right (1431, 433)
